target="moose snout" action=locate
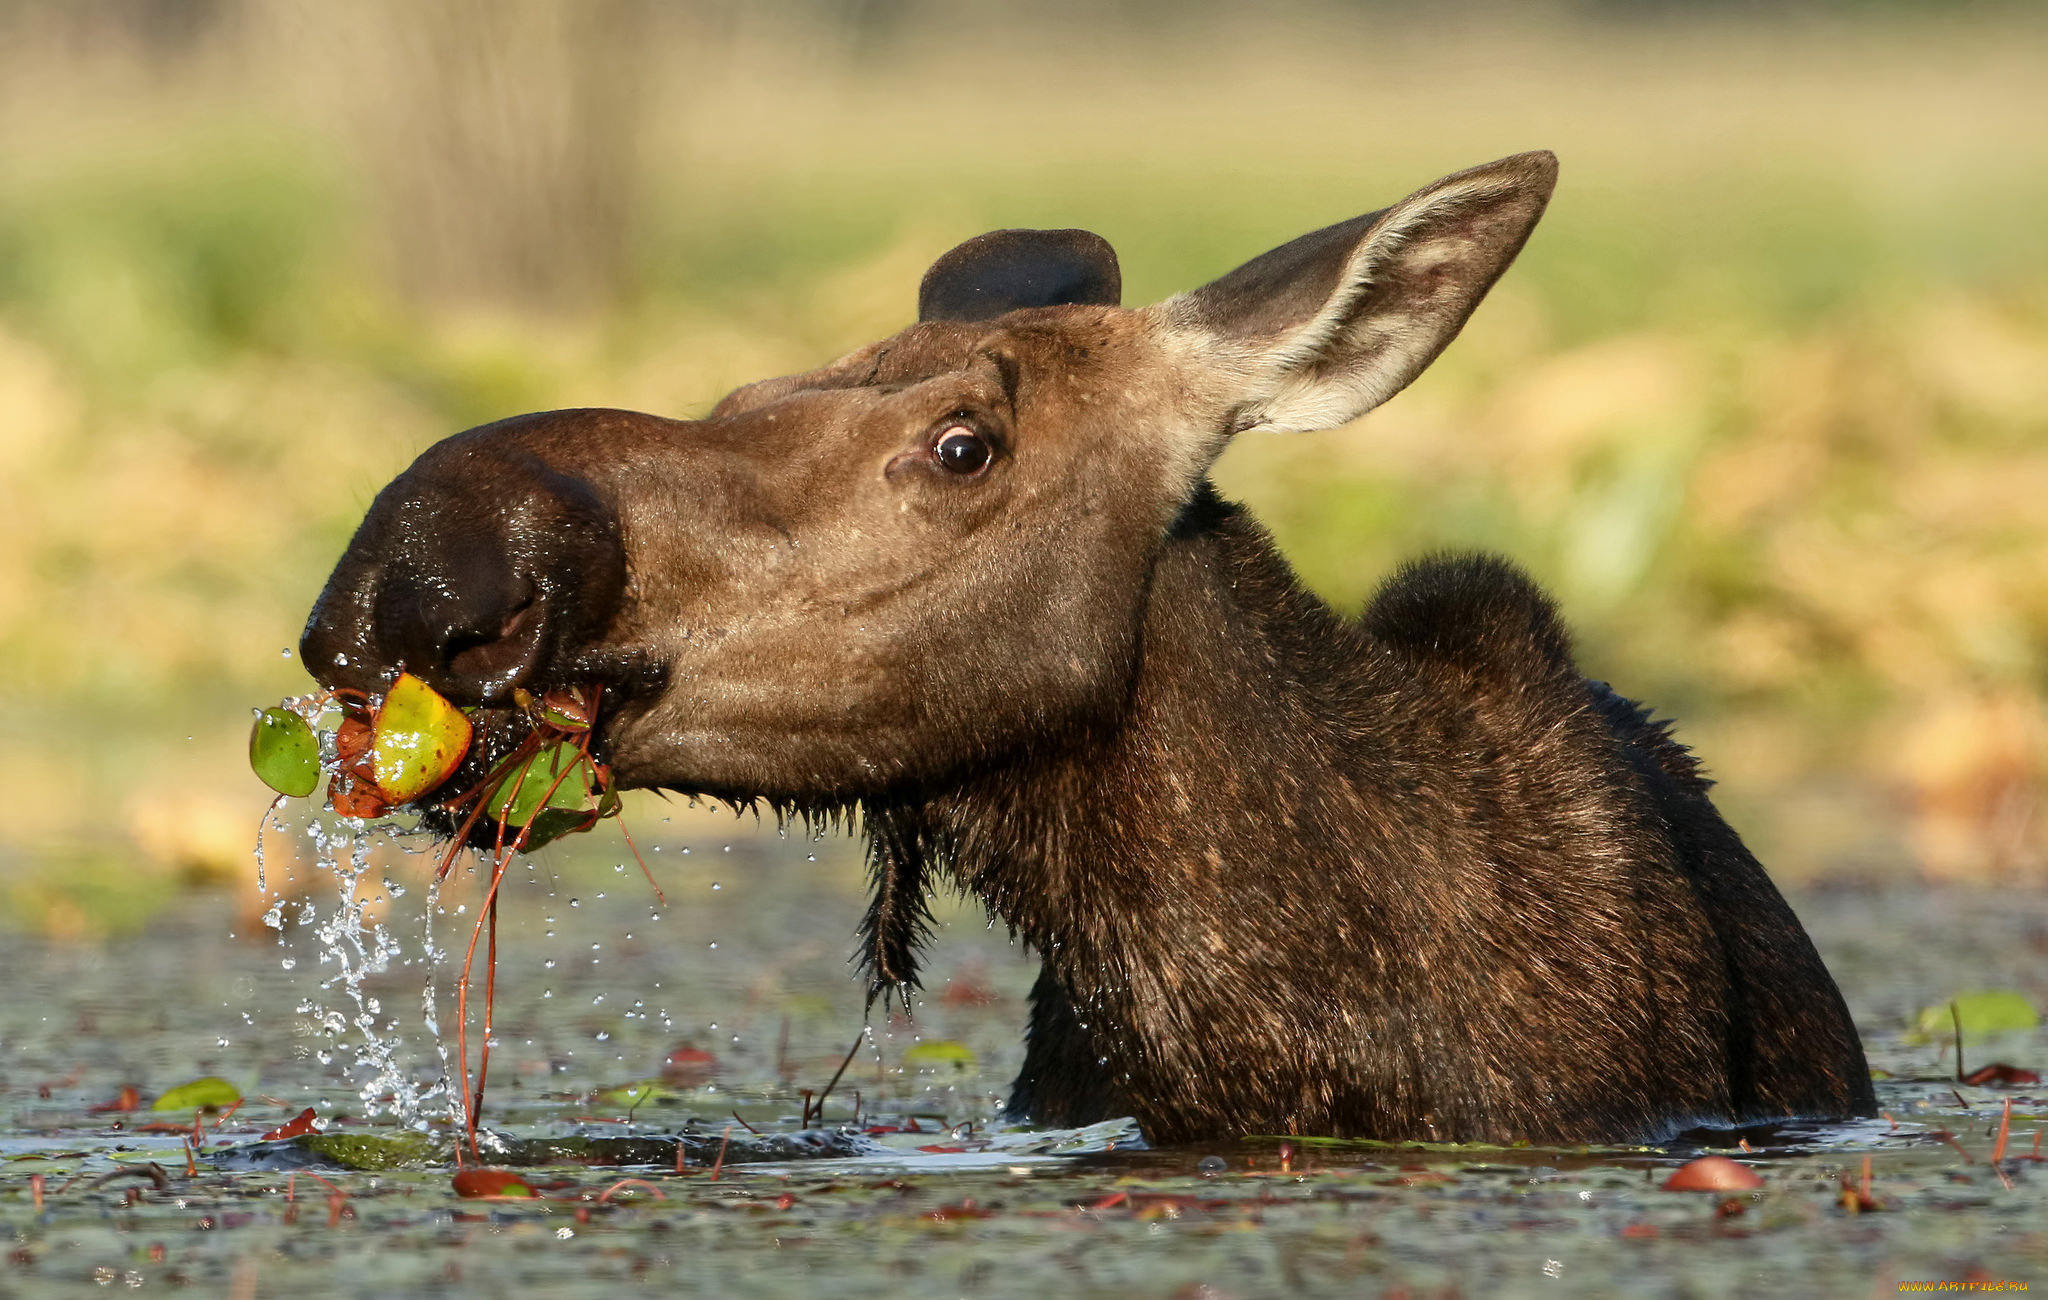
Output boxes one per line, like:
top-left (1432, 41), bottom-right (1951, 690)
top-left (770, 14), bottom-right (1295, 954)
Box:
top-left (300, 424), bottom-right (627, 704)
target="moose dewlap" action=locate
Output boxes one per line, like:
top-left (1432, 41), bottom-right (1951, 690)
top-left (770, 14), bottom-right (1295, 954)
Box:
top-left (296, 151), bottom-right (1875, 1145)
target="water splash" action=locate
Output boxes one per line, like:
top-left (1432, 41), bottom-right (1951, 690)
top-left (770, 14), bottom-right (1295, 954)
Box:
top-left (254, 690), bottom-right (463, 1128)
top-left (288, 814), bottom-right (453, 1128)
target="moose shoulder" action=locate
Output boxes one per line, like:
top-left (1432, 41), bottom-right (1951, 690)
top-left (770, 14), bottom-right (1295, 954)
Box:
top-left (302, 151), bottom-right (1876, 1145)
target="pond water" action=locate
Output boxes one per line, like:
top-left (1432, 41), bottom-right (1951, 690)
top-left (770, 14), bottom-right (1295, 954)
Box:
top-left (2, 819), bottom-right (2044, 1297)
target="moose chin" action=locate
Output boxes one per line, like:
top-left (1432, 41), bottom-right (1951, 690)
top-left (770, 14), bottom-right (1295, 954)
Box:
top-left (301, 151), bottom-right (1876, 1146)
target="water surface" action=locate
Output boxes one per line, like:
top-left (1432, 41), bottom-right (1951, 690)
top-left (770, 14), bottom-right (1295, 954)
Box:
top-left (2, 825), bottom-right (2043, 1296)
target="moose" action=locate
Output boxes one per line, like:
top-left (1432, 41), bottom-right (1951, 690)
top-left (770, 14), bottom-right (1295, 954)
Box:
top-left (302, 152), bottom-right (1875, 1145)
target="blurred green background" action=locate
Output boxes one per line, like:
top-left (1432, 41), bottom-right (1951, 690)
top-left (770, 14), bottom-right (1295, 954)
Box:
top-left (1, 0), bottom-right (2044, 936)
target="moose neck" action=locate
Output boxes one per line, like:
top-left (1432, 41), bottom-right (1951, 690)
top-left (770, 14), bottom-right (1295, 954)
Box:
top-left (928, 482), bottom-right (1366, 997)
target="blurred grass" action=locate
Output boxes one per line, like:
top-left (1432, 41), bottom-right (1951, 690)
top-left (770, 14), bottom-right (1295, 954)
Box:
top-left (0, 2), bottom-right (2044, 932)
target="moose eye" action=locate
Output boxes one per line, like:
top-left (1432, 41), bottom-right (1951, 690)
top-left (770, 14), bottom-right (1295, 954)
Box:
top-left (933, 426), bottom-right (992, 475)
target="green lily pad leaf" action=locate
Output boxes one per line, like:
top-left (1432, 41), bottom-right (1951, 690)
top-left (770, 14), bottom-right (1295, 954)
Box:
top-left (1911, 990), bottom-right (2040, 1041)
top-left (517, 807), bottom-right (600, 851)
top-left (151, 1076), bottom-right (241, 1112)
top-left (902, 1040), bottom-right (977, 1071)
top-left (487, 741), bottom-right (595, 832)
top-left (249, 708), bottom-right (319, 798)
top-left (371, 673), bottom-right (473, 803)
top-left (594, 1080), bottom-right (674, 1110)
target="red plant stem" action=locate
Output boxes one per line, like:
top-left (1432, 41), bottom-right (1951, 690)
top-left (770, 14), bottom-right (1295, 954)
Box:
top-left (297, 1170), bottom-right (345, 1197)
top-left (712, 1125), bottom-right (732, 1181)
top-left (810, 1031), bottom-right (866, 1127)
top-left (1989, 1097), bottom-right (2015, 1189)
top-left (730, 1110), bottom-right (761, 1135)
top-left (435, 734), bottom-right (541, 884)
top-left (456, 728), bottom-right (594, 1159)
top-left (457, 854), bottom-right (511, 1158)
top-left (598, 1178), bottom-right (666, 1203)
top-left (29, 1173), bottom-right (43, 1212)
top-left (433, 798), bottom-right (491, 887)
top-left (1934, 1130), bottom-right (1975, 1163)
top-left (455, 771), bottom-right (520, 1162)
top-left (472, 881), bottom-right (500, 1143)
top-left (615, 814), bottom-right (665, 906)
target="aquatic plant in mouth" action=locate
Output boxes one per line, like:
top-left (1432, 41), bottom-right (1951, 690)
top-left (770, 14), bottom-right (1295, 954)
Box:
top-left (251, 676), bottom-right (660, 1159)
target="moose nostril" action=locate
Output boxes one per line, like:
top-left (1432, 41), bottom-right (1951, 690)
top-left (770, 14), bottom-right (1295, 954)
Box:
top-left (368, 553), bottom-right (540, 703)
top-left (445, 597), bottom-right (543, 687)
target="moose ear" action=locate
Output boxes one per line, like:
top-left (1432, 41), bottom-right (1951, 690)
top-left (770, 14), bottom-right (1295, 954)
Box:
top-left (918, 228), bottom-right (1122, 322)
top-left (1161, 151), bottom-right (1557, 434)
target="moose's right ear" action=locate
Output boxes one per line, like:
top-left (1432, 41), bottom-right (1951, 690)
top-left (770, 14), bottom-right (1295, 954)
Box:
top-left (1160, 151), bottom-right (1557, 435)
top-left (919, 228), bottom-right (1122, 323)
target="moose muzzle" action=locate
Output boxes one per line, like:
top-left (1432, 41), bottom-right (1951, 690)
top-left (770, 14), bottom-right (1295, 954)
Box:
top-left (300, 413), bottom-right (628, 705)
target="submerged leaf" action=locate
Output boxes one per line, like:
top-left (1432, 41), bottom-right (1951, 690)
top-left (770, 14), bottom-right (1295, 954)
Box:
top-left (594, 1080), bottom-right (673, 1110)
top-left (151, 1076), bottom-right (241, 1112)
top-left (1961, 1062), bottom-right (2041, 1087)
top-left (1661, 1155), bottom-right (1764, 1192)
top-left (371, 673), bottom-right (473, 803)
top-left (902, 1040), bottom-right (978, 1070)
top-left (452, 1168), bottom-right (538, 1199)
top-left (661, 1044), bottom-right (718, 1085)
top-left (249, 708), bottom-right (319, 798)
top-left (87, 1085), bottom-right (145, 1113)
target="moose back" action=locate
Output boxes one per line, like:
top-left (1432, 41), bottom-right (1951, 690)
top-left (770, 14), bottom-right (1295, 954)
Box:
top-left (302, 152), bottom-right (1876, 1145)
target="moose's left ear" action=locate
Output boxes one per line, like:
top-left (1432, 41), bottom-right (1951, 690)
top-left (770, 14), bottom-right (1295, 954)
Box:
top-left (918, 228), bottom-right (1122, 322)
top-left (1160, 151), bottom-right (1557, 435)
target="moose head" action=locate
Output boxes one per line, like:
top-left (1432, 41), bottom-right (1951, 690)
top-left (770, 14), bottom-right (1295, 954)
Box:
top-left (303, 151), bottom-right (1556, 802)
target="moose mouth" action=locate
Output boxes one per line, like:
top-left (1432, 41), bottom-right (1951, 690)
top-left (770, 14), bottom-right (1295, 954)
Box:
top-left (402, 680), bottom-right (642, 852)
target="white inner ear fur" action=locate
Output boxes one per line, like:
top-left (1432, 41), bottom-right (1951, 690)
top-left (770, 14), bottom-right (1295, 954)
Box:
top-left (1167, 168), bottom-right (1528, 439)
